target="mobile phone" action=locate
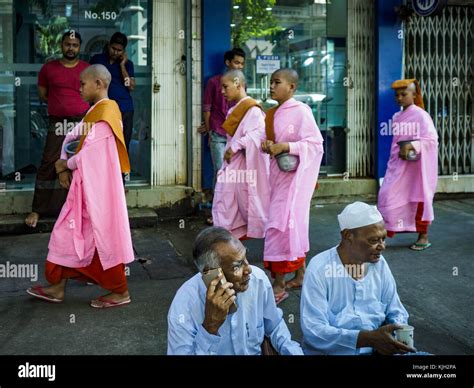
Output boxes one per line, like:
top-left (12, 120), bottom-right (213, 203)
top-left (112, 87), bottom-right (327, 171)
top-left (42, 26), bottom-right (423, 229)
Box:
top-left (202, 268), bottom-right (238, 314)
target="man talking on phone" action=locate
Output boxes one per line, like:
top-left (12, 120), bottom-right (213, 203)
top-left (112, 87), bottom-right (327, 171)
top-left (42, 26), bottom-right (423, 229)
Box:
top-left (90, 32), bottom-right (135, 156)
top-left (167, 227), bottom-right (303, 355)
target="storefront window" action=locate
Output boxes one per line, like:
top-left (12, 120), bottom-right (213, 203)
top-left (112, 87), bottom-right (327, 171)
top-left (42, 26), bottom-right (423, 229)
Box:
top-left (231, 0), bottom-right (347, 174)
top-left (0, 0), bottom-right (152, 189)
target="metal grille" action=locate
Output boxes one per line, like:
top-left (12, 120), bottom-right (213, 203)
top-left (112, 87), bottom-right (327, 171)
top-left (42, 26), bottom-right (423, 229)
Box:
top-left (405, 6), bottom-right (474, 175)
top-left (346, 0), bottom-right (375, 177)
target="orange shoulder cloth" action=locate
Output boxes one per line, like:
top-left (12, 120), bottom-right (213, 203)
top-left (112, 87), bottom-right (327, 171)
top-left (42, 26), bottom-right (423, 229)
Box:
top-left (222, 98), bottom-right (262, 137)
top-left (76, 99), bottom-right (130, 173)
top-left (264, 105), bottom-right (280, 142)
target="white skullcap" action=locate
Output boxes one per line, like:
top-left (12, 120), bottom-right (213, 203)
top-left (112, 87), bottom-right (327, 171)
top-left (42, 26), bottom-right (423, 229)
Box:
top-left (338, 201), bottom-right (384, 231)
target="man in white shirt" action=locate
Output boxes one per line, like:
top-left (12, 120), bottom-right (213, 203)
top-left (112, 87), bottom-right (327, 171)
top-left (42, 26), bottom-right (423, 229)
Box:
top-left (301, 202), bottom-right (417, 355)
top-left (167, 226), bottom-right (303, 355)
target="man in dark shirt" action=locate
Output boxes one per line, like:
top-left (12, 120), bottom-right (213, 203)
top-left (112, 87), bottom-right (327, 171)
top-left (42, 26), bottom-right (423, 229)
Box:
top-left (90, 32), bottom-right (135, 154)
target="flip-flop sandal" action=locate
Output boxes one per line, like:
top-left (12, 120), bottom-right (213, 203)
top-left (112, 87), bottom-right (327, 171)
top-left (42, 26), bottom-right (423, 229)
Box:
top-left (26, 286), bottom-right (63, 303)
top-left (274, 291), bottom-right (289, 305)
top-left (409, 242), bottom-right (432, 251)
top-left (90, 296), bottom-right (131, 309)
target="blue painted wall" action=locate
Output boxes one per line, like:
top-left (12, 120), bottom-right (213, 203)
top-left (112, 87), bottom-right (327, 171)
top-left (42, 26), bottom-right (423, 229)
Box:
top-left (201, 0), bottom-right (231, 189)
top-left (375, 0), bottom-right (404, 180)
top-left (201, 0), bottom-right (402, 183)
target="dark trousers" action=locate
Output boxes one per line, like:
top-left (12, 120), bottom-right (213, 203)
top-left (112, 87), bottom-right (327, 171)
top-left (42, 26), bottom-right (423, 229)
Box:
top-left (121, 111), bottom-right (134, 185)
top-left (121, 110), bottom-right (134, 152)
top-left (31, 115), bottom-right (84, 216)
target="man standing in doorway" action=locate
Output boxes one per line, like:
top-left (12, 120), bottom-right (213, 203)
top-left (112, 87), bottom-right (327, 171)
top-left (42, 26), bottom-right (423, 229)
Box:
top-left (90, 32), bottom-right (135, 157)
top-left (25, 30), bottom-right (90, 228)
top-left (198, 48), bottom-right (246, 225)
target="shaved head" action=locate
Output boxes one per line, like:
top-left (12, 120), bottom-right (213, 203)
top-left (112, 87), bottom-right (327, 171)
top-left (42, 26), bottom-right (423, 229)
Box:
top-left (222, 69), bottom-right (246, 88)
top-left (406, 82), bottom-right (416, 92)
top-left (81, 64), bottom-right (112, 88)
top-left (273, 68), bottom-right (299, 86)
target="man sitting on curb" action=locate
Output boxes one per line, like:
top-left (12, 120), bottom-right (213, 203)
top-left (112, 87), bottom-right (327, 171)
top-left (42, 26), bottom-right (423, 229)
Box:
top-left (167, 226), bottom-right (303, 355)
top-left (301, 202), bottom-right (418, 355)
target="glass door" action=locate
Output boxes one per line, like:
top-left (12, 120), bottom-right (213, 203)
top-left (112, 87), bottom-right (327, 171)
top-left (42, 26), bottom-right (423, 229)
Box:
top-left (231, 0), bottom-right (347, 174)
top-left (0, 0), bottom-right (152, 189)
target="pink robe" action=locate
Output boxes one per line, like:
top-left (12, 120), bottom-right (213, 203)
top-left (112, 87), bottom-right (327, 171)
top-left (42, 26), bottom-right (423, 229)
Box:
top-left (378, 104), bottom-right (438, 232)
top-left (47, 107), bottom-right (134, 270)
top-left (212, 98), bottom-right (270, 239)
top-left (264, 98), bottom-right (324, 262)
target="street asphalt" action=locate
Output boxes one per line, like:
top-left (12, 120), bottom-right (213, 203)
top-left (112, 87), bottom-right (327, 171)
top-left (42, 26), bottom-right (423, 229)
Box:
top-left (0, 199), bottom-right (472, 355)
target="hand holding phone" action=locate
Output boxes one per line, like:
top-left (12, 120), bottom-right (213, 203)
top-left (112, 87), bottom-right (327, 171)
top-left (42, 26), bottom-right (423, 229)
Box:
top-left (202, 269), bottom-right (238, 335)
top-left (119, 52), bottom-right (128, 66)
top-left (202, 268), bottom-right (238, 314)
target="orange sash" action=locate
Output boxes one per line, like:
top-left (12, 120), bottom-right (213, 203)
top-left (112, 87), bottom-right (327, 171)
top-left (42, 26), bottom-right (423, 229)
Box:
top-left (76, 99), bottom-right (130, 173)
top-left (264, 105), bottom-right (280, 142)
top-left (222, 98), bottom-right (262, 137)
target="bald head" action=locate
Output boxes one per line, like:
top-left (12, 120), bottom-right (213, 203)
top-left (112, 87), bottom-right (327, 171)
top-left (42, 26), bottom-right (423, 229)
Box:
top-left (406, 82), bottom-right (417, 92)
top-left (79, 64), bottom-right (112, 103)
top-left (270, 68), bottom-right (299, 103)
top-left (273, 68), bottom-right (299, 86)
top-left (81, 64), bottom-right (112, 89)
top-left (221, 69), bottom-right (247, 102)
top-left (222, 69), bottom-right (246, 88)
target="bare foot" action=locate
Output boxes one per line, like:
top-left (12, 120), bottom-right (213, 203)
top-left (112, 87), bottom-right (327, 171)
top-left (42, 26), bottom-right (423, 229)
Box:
top-left (272, 272), bottom-right (286, 295)
top-left (415, 233), bottom-right (429, 245)
top-left (286, 277), bottom-right (304, 290)
top-left (272, 284), bottom-right (286, 295)
top-left (286, 265), bottom-right (305, 289)
top-left (25, 212), bottom-right (39, 228)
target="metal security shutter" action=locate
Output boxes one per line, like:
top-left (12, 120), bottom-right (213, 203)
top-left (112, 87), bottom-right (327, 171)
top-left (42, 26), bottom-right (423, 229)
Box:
top-left (347, 0), bottom-right (375, 177)
top-left (404, 5), bottom-right (474, 175)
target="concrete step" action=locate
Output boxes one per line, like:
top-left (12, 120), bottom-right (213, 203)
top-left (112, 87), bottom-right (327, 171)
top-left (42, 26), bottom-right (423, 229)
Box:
top-left (0, 185), bottom-right (194, 216)
top-left (0, 208), bottom-right (160, 236)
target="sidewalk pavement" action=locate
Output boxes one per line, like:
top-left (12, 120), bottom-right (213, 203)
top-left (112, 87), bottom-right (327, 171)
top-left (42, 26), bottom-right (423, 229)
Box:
top-left (0, 199), bottom-right (472, 355)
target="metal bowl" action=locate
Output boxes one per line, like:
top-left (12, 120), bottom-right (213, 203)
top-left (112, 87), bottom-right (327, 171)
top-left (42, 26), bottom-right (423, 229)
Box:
top-left (397, 140), bottom-right (421, 161)
top-left (276, 152), bottom-right (300, 172)
top-left (65, 140), bottom-right (80, 159)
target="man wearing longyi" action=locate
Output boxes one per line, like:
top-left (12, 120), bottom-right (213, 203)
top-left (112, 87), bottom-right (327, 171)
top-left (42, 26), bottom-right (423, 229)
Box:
top-left (25, 30), bottom-right (89, 228)
top-left (26, 64), bottom-right (134, 309)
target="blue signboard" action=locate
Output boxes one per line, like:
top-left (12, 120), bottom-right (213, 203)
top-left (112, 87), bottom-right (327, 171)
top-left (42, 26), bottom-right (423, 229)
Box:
top-left (412, 0), bottom-right (448, 17)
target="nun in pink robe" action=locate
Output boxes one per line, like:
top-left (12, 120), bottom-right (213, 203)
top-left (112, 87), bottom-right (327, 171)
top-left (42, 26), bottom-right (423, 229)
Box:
top-left (27, 98), bottom-right (134, 306)
top-left (212, 97), bottom-right (270, 239)
top-left (378, 79), bottom-right (438, 250)
top-left (263, 97), bottom-right (324, 289)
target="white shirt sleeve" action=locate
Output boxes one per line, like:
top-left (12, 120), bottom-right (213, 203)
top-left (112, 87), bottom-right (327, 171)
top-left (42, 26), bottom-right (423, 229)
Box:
top-left (381, 262), bottom-right (409, 325)
top-left (300, 267), bottom-right (360, 355)
top-left (167, 290), bottom-right (222, 355)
